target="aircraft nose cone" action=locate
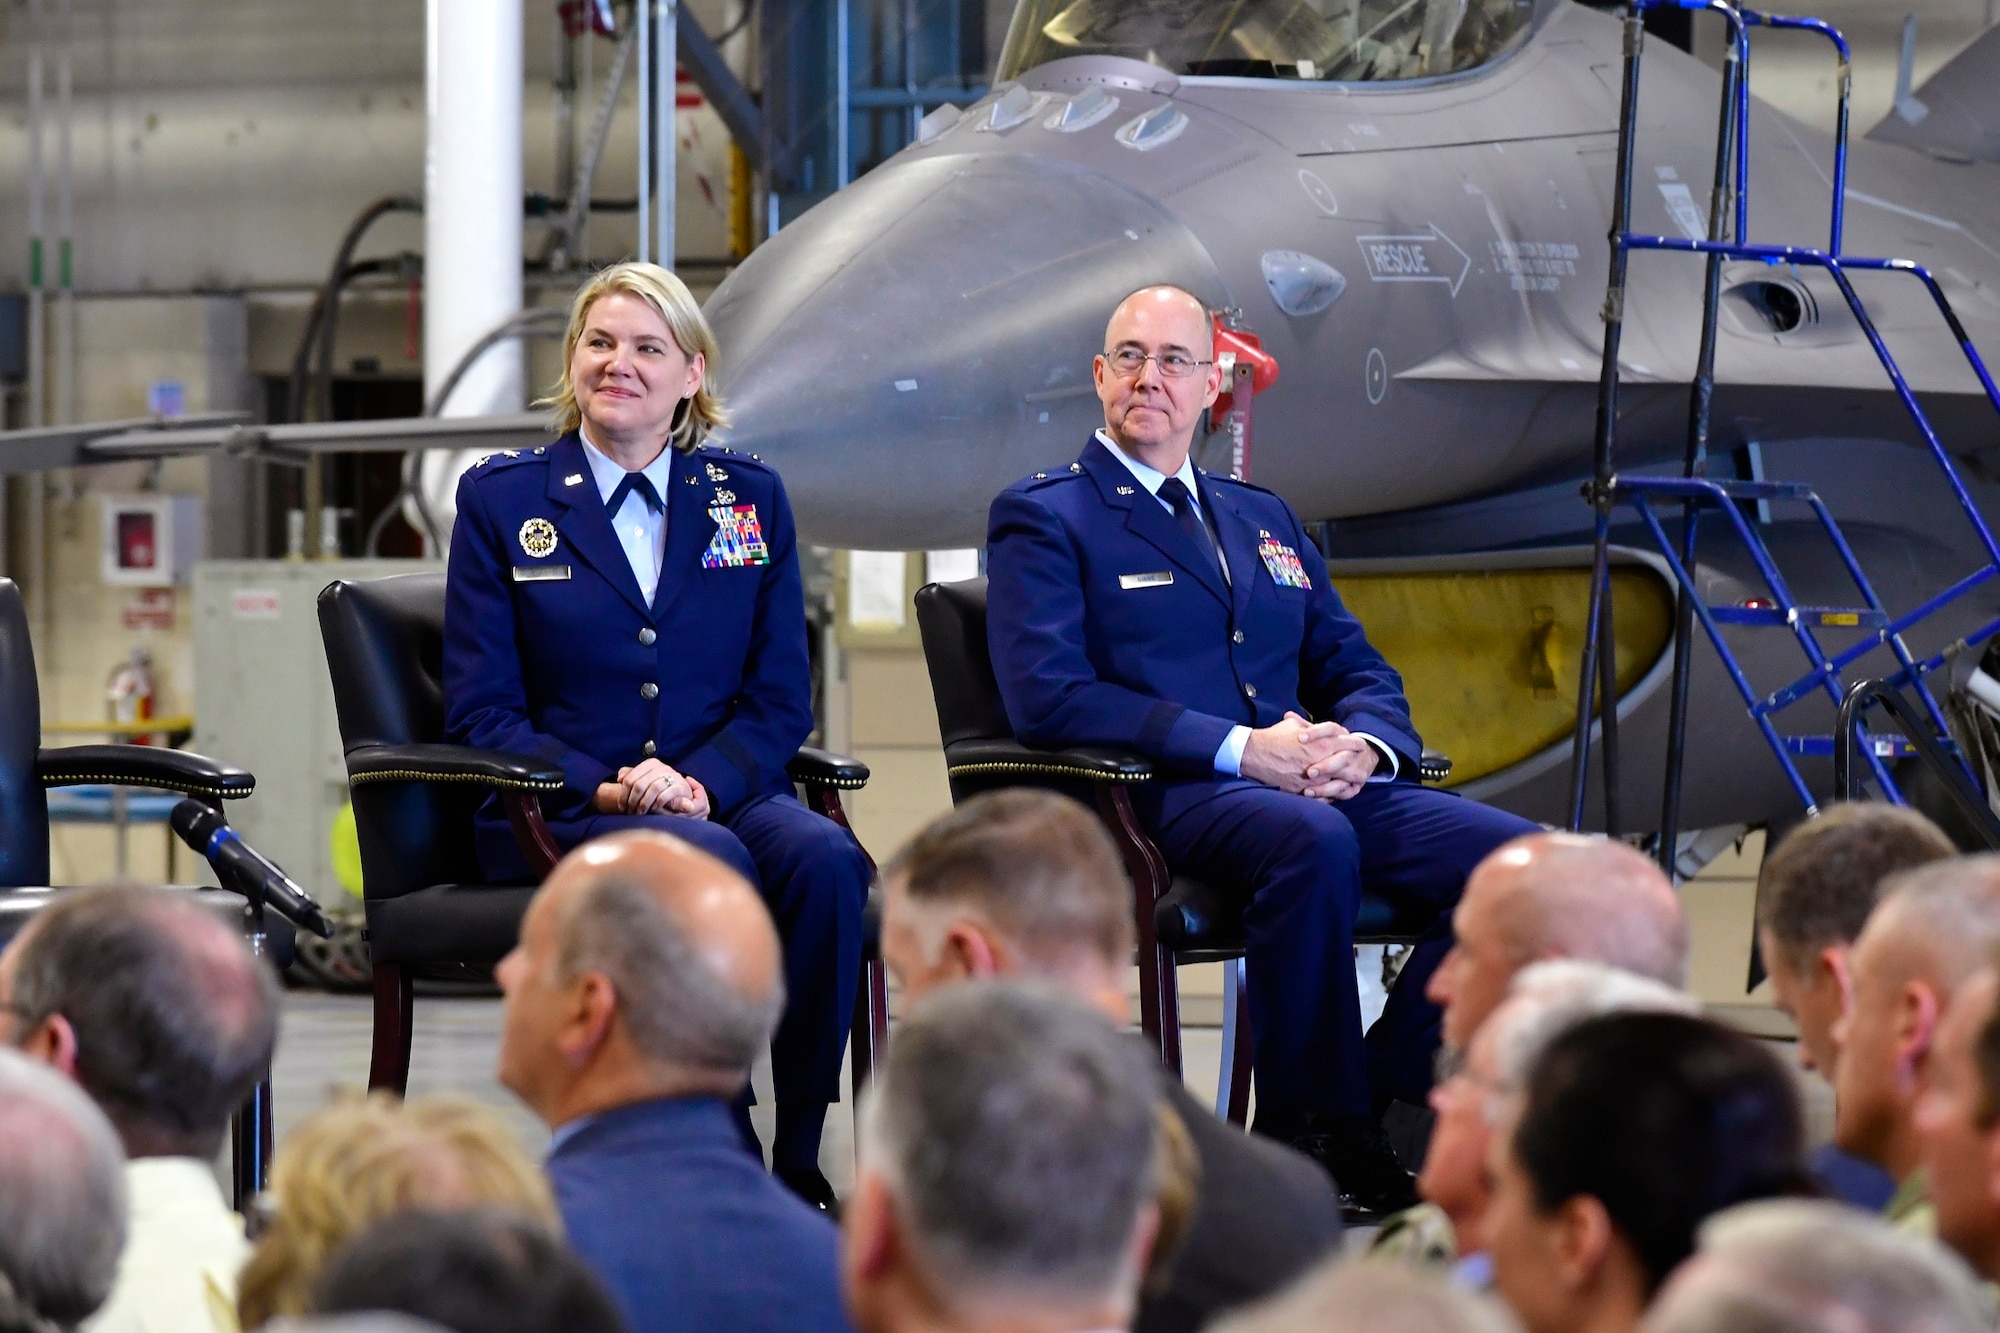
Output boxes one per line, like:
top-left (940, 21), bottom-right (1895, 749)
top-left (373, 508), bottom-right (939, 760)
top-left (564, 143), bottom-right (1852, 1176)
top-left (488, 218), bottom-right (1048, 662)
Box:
top-left (704, 152), bottom-right (1225, 549)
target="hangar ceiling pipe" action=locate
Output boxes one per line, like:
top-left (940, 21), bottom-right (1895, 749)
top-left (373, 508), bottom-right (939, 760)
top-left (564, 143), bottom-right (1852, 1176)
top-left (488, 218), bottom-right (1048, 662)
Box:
top-left (418, 0), bottom-right (526, 549)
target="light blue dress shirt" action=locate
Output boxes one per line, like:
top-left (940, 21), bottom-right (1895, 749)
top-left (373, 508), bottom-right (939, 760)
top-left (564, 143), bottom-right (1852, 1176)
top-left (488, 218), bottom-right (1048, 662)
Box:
top-left (581, 427), bottom-right (675, 604)
top-left (1095, 430), bottom-right (1398, 782)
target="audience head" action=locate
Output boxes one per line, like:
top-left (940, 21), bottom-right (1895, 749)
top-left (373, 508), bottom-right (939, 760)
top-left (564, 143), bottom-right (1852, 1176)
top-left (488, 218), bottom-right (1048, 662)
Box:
top-left (1484, 1012), bottom-right (1809, 1333)
top-left (1420, 962), bottom-right (1698, 1255)
top-left (1916, 961), bottom-right (2000, 1278)
top-left (879, 790), bottom-right (1131, 1018)
top-left (496, 830), bottom-right (784, 1129)
top-left (1641, 1199), bottom-right (1988, 1333)
top-left (845, 982), bottom-right (1163, 1333)
top-left (1210, 1258), bottom-right (1522, 1333)
top-left (0, 885), bottom-right (280, 1159)
top-left (1833, 855), bottom-right (2000, 1179)
top-left (314, 1208), bottom-right (624, 1333)
top-left (1428, 833), bottom-right (1688, 1048)
top-left (1757, 804), bottom-right (1954, 1076)
top-left (237, 1093), bottom-right (557, 1330)
top-left (0, 1047), bottom-right (127, 1333)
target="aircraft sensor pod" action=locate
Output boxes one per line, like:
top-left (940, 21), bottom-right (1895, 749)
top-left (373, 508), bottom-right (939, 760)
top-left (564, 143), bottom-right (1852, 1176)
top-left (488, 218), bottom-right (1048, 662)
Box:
top-left (1047, 86), bottom-right (1121, 133)
top-left (1115, 104), bottom-right (1189, 151)
top-left (917, 103), bottom-right (963, 144)
top-left (1262, 251), bottom-right (1346, 317)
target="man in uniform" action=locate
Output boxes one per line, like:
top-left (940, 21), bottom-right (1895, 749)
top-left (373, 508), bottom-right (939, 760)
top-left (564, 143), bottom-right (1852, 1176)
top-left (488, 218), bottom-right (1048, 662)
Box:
top-left (985, 284), bottom-right (1537, 1213)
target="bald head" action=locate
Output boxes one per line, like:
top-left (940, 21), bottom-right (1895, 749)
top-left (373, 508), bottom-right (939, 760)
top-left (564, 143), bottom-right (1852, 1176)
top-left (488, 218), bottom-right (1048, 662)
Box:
top-left (1430, 832), bottom-right (1687, 1047)
top-left (1105, 286), bottom-right (1214, 359)
top-left (0, 886), bottom-right (279, 1159)
top-left (545, 831), bottom-right (783, 1072)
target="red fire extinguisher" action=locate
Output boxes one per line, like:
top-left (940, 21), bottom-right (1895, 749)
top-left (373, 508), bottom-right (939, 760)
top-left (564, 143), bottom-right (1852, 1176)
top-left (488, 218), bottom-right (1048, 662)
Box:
top-left (106, 648), bottom-right (157, 746)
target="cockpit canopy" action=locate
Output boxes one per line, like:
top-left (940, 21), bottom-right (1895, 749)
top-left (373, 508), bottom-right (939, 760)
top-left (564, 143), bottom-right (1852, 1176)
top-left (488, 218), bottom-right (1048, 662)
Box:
top-left (997, 0), bottom-right (1535, 84)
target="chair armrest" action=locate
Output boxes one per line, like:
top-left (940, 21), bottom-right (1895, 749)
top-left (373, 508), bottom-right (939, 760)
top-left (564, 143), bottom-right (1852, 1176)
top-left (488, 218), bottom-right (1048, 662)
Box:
top-left (788, 746), bottom-right (870, 790)
top-left (945, 738), bottom-right (1155, 784)
top-left (38, 745), bottom-right (255, 800)
top-left (345, 743), bottom-right (564, 793)
top-left (1419, 750), bottom-right (1453, 784)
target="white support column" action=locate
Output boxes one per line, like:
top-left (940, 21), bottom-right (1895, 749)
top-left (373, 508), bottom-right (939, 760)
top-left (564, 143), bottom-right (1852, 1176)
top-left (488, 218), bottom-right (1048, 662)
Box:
top-left (653, 0), bottom-right (677, 266)
top-left (418, 0), bottom-right (525, 548)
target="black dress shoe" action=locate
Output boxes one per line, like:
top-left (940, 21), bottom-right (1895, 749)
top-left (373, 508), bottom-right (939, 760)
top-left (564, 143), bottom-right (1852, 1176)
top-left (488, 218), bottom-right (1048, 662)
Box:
top-left (1288, 1121), bottom-right (1420, 1220)
top-left (776, 1166), bottom-right (841, 1219)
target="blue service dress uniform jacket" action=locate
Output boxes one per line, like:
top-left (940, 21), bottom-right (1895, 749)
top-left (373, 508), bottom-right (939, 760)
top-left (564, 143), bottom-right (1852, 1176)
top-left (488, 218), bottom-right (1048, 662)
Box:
top-left (443, 432), bottom-right (868, 1147)
top-left (986, 435), bottom-right (1535, 1123)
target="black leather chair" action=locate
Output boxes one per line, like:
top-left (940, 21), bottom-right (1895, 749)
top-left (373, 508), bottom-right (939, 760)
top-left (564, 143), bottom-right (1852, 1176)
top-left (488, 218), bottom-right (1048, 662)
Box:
top-left (318, 572), bottom-right (889, 1097)
top-left (913, 576), bottom-right (1446, 1125)
top-left (0, 576), bottom-right (289, 1199)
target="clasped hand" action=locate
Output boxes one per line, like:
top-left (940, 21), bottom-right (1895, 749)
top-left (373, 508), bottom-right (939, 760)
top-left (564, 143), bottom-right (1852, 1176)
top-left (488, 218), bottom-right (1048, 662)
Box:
top-left (1239, 710), bottom-right (1376, 801)
top-left (594, 758), bottom-right (711, 819)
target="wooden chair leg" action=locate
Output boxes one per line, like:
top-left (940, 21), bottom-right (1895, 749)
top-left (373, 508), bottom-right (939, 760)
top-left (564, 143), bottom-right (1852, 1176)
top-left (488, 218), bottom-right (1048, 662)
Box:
top-left (850, 957), bottom-right (890, 1100)
top-left (368, 963), bottom-right (415, 1095)
top-left (1096, 785), bottom-right (1182, 1076)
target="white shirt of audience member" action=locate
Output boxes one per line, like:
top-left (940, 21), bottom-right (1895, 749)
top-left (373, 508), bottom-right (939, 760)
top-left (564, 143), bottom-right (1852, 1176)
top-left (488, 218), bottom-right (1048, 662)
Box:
top-left (84, 1157), bottom-right (249, 1333)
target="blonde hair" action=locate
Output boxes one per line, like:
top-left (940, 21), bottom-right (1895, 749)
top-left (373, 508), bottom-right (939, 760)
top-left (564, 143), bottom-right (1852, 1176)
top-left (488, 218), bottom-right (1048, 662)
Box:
top-left (538, 261), bottom-right (729, 449)
top-left (236, 1093), bottom-right (558, 1329)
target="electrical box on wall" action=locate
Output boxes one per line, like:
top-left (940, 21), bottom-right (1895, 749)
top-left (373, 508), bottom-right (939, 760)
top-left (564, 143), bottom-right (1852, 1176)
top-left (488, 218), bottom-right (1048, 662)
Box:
top-left (100, 495), bottom-right (202, 587)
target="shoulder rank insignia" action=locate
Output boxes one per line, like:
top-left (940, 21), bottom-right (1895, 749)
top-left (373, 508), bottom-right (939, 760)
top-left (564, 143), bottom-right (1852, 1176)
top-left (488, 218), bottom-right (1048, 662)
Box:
top-left (705, 461), bottom-right (730, 482)
top-left (1256, 534), bottom-right (1311, 590)
top-left (519, 517), bottom-right (559, 559)
top-left (703, 503), bottom-right (771, 569)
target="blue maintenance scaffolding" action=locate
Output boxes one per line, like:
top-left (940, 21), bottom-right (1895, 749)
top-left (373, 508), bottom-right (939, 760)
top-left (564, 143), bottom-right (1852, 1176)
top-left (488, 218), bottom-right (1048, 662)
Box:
top-left (1567, 0), bottom-right (2000, 861)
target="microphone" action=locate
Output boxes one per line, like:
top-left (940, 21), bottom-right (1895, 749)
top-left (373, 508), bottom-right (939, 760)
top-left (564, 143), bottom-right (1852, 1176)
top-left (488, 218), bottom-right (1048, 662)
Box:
top-left (170, 800), bottom-right (334, 939)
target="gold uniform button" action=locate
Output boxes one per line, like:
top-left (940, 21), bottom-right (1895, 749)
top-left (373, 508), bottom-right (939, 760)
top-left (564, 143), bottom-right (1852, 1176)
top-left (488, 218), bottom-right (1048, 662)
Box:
top-left (639, 682), bottom-right (659, 700)
top-left (1244, 683), bottom-right (1258, 699)
top-left (1232, 630), bottom-right (1245, 644)
top-left (642, 740), bottom-right (657, 758)
top-left (639, 627), bottom-right (657, 646)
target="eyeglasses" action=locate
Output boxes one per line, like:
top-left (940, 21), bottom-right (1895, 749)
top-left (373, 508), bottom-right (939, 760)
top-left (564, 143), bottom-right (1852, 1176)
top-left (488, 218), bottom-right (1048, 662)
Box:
top-left (1102, 347), bottom-right (1213, 379)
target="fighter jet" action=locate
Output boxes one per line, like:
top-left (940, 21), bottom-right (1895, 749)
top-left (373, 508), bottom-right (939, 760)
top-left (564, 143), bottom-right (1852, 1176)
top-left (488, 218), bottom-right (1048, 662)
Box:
top-left (702, 0), bottom-right (2000, 835)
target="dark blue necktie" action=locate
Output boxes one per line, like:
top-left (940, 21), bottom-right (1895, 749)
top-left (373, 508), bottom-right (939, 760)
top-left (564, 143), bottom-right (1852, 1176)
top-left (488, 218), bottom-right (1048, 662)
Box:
top-left (1158, 476), bottom-right (1224, 585)
top-left (605, 470), bottom-right (665, 518)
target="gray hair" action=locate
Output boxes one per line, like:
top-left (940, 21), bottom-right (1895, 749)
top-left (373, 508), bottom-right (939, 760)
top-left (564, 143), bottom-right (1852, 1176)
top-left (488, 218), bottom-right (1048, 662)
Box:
top-left (1641, 1199), bottom-right (1990, 1333)
top-left (0, 1048), bottom-right (128, 1333)
top-left (1210, 1258), bottom-right (1522, 1333)
top-left (1874, 856), bottom-right (2000, 990)
top-left (1488, 959), bottom-right (1700, 1094)
top-left (8, 886), bottom-right (279, 1158)
top-left (557, 873), bottom-right (784, 1072)
top-left (859, 981), bottom-right (1161, 1317)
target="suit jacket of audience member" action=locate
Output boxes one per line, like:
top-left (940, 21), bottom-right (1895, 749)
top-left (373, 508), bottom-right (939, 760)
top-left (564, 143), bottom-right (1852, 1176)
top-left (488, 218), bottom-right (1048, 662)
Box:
top-left (1141, 1076), bottom-right (1345, 1333)
top-left (986, 436), bottom-right (1420, 779)
top-left (548, 1097), bottom-right (853, 1333)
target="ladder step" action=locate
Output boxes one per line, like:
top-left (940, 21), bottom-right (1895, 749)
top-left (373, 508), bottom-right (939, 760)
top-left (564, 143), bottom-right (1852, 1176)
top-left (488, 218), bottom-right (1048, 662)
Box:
top-left (1709, 603), bottom-right (1888, 629)
top-left (1614, 477), bottom-right (1819, 502)
top-left (1785, 735), bottom-right (1921, 758)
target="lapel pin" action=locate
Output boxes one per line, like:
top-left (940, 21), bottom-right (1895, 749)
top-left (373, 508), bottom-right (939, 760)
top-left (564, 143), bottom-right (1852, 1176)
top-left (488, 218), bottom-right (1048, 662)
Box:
top-left (564, 473), bottom-right (584, 487)
top-left (1116, 485), bottom-right (1135, 495)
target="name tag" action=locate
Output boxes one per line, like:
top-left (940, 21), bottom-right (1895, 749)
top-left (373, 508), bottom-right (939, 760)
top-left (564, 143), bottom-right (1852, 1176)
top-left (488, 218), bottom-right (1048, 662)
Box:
top-left (1119, 571), bottom-right (1174, 590)
top-left (511, 564), bottom-right (573, 582)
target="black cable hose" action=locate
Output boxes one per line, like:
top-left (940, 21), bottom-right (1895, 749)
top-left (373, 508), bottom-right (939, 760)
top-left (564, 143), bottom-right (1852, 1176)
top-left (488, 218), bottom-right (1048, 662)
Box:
top-left (287, 194), bottom-right (421, 424)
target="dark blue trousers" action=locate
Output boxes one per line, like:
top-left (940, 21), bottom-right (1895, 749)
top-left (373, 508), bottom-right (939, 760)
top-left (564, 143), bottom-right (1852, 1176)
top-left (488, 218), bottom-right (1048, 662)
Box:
top-left (555, 791), bottom-right (870, 1171)
top-left (1144, 778), bottom-right (1536, 1125)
